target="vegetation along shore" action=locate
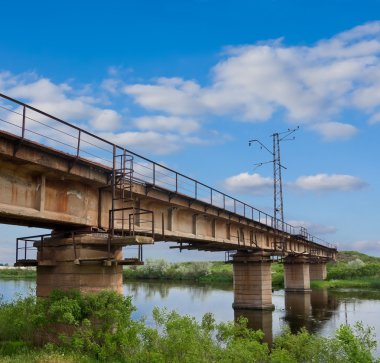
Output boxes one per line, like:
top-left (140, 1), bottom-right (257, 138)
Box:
top-left (0, 290), bottom-right (378, 362)
top-left (2, 251), bottom-right (380, 289)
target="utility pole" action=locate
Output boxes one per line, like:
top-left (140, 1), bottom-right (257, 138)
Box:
top-left (249, 127), bottom-right (299, 232)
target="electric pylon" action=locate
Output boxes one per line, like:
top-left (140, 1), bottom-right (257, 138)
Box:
top-left (249, 126), bottom-right (299, 233)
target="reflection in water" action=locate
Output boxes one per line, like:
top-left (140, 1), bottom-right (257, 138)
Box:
top-left (282, 290), bottom-right (340, 334)
top-left (124, 281), bottom-right (228, 301)
top-left (284, 291), bottom-right (312, 333)
top-left (234, 309), bottom-right (273, 345)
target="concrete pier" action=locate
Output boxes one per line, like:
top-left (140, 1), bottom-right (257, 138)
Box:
top-left (36, 234), bottom-right (123, 297)
top-left (232, 252), bottom-right (274, 310)
top-left (284, 256), bottom-right (311, 292)
top-left (309, 263), bottom-right (327, 280)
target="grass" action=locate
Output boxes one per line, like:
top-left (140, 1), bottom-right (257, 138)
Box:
top-left (0, 269), bottom-right (36, 280)
top-left (312, 278), bottom-right (380, 289)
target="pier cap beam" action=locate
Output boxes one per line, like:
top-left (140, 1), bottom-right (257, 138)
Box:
top-left (35, 233), bottom-right (124, 297)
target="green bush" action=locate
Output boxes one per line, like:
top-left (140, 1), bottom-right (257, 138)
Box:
top-left (1, 291), bottom-right (379, 362)
top-left (328, 261), bottom-right (380, 280)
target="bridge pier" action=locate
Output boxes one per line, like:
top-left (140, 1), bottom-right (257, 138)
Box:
top-left (284, 256), bottom-right (311, 292)
top-left (36, 233), bottom-right (123, 297)
top-left (232, 251), bottom-right (274, 310)
top-left (309, 262), bottom-right (327, 280)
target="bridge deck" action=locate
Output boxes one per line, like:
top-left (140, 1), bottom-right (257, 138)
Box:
top-left (0, 92), bottom-right (337, 260)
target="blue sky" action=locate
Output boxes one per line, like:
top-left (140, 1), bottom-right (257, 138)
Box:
top-left (1, 0), bottom-right (380, 262)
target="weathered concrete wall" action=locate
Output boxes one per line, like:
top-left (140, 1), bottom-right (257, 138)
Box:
top-left (284, 257), bottom-right (311, 292)
top-left (36, 235), bottom-right (123, 297)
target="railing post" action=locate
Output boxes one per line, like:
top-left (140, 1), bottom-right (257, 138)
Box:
top-left (175, 174), bottom-right (178, 192)
top-left (111, 144), bottom-right (116, 236)
top-left (76, 130), bottom-right (81, 158)
top-left (16, 238), bottom-right (19, 262)
top-left (151, 212), bottom-right (155, 240)
top-left (21, 106), bottom-right (26, 139)
top-left (40, 235), bottom-right (44, 260)
top-left (24, 240), bottom-right (27, 260)
top-left (211, 189), bottom-right (213, 205)
top-left (153, 163), bottom-right (156, 185)
top-left (234, 200), bottom-right (236, 214)
top-left (223, 194), bottom-right (226, 209)
top-left (195, 183), bottom-right (198, 199)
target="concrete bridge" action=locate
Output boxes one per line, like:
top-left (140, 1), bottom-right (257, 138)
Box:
top-left (0, 92), bottom-right (336, 310)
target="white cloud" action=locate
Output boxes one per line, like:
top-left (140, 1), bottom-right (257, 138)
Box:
top-left (99, 131), bottom-right (183, 155)
top-left (1, 75), bottom-right (122, 132)
top-left (101, 78), bottom-right (122, 94)
top-left (0, 71), bottom-right (216, 155)
top-left (133, 115), bottom-right (200, 135)
top-left (224, 172), bottom-right (273, 195)
top-left (123, 21), bottom-right (380, 138)
top-left (311, 122), bottom-right (358, 141)
top-left (368, 112), bottom-right (380, 124)
top-left (90, 109), bottom-right (121, 130)
top-left (293, 174), bottom-right (367, 191)
top-left (287, 220), bottom-right (337, 235)
top-left (124, 78), bottom-right (203, 115)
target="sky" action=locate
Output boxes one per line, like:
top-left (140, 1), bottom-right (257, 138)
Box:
top-left (1, 0), bottom-right (380, 263)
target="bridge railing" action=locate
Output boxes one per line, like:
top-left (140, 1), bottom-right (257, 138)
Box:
top-left (0, 93), bottom-right (337, 250)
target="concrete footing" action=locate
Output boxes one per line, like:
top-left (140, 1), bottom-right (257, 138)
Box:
top-left (284, 257), bottom-right (311, 292)
top-left (36, 234), bottom-right (123, 297)
top-left (309, 263), bottom-right (327, 280)
top-left (232, 252), bottom-right (274, 310)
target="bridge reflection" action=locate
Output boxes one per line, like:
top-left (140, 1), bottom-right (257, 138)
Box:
top-left (234, 309), bottom-right (273, 345)
top-left (235, 288), bottom-right (340, 344)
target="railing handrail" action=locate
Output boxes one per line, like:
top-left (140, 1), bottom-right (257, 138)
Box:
top-left (0, 92), bottom-right (337, 250)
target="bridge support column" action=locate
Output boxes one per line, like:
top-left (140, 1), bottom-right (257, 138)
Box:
top-left (36, 233), bottom-right (123, 297)
top-left (309, 263), bottom-right (327, 280)
top-left (232, 251), bottom-right (274, 310)
top-left (284, 256), bottom-right (311, 292)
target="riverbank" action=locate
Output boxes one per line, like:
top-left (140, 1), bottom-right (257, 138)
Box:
top-left (0, 290), bottom-right (378, 362)
top-left (0, 267), bottom-right (35, 280)
top-left (2, 251), bottom-right (380, 290)
top-left (122, 260), bottom-right (286, 287)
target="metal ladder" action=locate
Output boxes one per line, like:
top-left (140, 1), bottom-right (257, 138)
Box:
top-left (109, 149), bottom-right (135, 237)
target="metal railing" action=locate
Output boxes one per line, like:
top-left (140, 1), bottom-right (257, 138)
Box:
top-left (14, 230), bottom-right (145, 265)
top-left (15, 233), bottom-right (51, 264)
top-left (0, 92), bottom-right (337, 250)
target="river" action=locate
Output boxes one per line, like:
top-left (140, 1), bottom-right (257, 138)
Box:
top-left (1, 279), bottom-right (380, 355)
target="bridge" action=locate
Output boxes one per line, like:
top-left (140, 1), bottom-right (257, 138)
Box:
top-left (0, 92), bottom-right (337, 310)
